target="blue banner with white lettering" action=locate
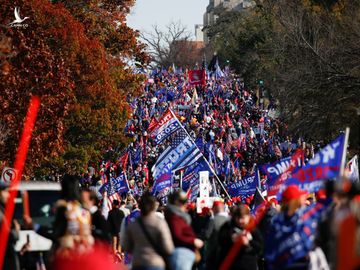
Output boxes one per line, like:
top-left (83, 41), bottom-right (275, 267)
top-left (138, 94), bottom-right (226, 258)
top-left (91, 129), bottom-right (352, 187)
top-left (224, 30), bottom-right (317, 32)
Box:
top-left (227, 173), bottom-right (259, 198)
top-left (260, 150), bottom-right (304, 198)
top-left (260, 154), bottom-right (304, 183)
top-left (181, 158), bottom-right (212, 191)
top-left (151, 129), bottom-right (202, 196)
top-left (286, 134), bottom-right (345, 193)
top-left (150, 109), bottom-right (181, 144)
top-left (265, 199), bottom-right (331, 270)
top-left (99, 172), bottom-right (129, 195)
top-left (152, 172), bottom-right (172, 194)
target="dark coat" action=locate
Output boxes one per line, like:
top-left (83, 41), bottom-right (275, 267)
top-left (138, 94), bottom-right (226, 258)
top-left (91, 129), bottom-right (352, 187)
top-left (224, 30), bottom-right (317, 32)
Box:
top-left (205, 214), bottom-right (229, 270)
top-left (91, 209), bottom-right (111, 243)
top-left (107, 207), bottom-right (124, 236)
top-left (216, 220), bottom-right (263, 270)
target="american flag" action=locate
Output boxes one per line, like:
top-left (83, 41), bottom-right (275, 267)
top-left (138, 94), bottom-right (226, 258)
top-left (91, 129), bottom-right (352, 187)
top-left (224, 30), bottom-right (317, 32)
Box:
top-left (99, 173), bottom-right (129, 196)
top-left (225, 133), bottom-right (233, 153)
top-left (107, 193), bottom-right (122, 210)
top-left (170, 129), bottom-right (187, 148)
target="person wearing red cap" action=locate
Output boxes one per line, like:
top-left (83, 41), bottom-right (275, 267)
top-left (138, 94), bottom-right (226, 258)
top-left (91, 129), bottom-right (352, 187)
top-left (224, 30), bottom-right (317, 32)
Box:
top-left (280, 185), bottom-right (308, 216)
top-left (265, 185), bottom-right (310, 269)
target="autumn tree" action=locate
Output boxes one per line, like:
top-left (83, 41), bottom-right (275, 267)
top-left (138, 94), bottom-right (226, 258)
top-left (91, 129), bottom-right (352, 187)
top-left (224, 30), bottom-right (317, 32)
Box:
top-left (0, 0), bottom-right (148, 176)
top-left (142, 21), bottom-right (203, 67)
top-left (207, 0), bottom-right (360, 149)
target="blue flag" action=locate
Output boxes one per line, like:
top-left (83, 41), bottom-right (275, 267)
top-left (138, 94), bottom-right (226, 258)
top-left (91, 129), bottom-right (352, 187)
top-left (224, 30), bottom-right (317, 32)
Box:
top-left (227, 173), bottom-right (259, 198)
top-left (286, 134), bottom-right (346, 193)
top-left (99, 172), bottom-right (129, 195)
top-left (265, 200), bottom-right (331, 270)
top-left (152, 172), bottom-right (172, 195)
top-left (181, 158), bottom-right (212, 191)
top-left (151, 129), bottom-right (203, 196)
top-left (149, 109), bottom-right (181, 145)
top-left (260, 156), bottom-right (301, 183)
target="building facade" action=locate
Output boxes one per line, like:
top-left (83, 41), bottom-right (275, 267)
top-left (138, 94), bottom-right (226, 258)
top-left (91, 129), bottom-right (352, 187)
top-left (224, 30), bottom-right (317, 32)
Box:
top-left (202, 0), bottom-right (255, 44)
top-left (195, 24), bottom-right (204, 42)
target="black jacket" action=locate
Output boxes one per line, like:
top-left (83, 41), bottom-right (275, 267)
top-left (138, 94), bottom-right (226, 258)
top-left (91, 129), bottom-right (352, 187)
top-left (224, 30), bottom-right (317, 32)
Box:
top-left (216, 220), bottom-right (263, 270)
top-left (91, 208), bottom-right (111, 243)
top-left (107, 208), bottom-right (124, 235)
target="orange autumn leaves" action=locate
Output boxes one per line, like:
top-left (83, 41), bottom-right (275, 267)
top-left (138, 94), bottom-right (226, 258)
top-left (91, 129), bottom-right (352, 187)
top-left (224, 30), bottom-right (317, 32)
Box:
top-left (0, 0), bottom-right (148, 176)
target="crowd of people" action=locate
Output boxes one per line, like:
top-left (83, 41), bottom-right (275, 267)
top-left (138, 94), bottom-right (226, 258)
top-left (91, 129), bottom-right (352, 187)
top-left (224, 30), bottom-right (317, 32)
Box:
top-left (1, 67), bottom-right (360, 270)
top-left (80, 67), bottom-right (317, 200)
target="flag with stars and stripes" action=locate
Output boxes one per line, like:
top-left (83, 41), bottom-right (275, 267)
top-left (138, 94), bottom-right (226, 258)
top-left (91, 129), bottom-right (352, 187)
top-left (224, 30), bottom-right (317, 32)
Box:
top-left (151, 129), bottom-right (202, 196)
top-left (149, 109), bottom-right (181, 144)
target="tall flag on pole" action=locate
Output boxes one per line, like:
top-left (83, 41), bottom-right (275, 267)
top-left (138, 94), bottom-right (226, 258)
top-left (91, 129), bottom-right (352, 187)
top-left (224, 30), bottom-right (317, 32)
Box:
top-left (148, 109), bottom-right (181, 144)
top-left (260, 149), bottom-right (304, 198)
top-left (285, 133), bottom-right (347, 193)
top-left (345, 155), bottom-right (359, 181)
top-left (151, 129), bottom-right (202, 196)
top-left (215, 59), bottom-right (225, 79)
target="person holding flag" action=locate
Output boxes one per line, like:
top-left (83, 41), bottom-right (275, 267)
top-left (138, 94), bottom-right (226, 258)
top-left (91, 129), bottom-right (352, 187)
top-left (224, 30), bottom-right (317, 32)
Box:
top-left (264, 185), bottom-right (330, 270)
top-left (216, 204), bottom-right (263, 270)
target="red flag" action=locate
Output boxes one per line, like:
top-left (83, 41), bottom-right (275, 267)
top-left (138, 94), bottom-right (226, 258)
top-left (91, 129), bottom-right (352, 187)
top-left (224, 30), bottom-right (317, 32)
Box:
top-left (118, 153), bottom-right (129, 171)
top-left (143, 165), bottom-right (149, 185)
top-left (148, 117), bottom-right (158, 133)
top-left (226, 113), bottom-right (233, 128)
top-left (188, 69), bottom-right (206, 86)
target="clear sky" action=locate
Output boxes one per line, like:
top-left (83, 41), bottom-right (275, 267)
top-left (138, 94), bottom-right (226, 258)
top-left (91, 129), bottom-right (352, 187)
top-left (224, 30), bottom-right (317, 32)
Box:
top-left (127, 0), bottom-right (208, 38)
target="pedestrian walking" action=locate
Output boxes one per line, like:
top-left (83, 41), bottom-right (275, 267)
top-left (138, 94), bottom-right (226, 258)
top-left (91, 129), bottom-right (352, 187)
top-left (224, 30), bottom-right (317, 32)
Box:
top-left (165, 191), bottom-right (204, 270)
top-left (124, 192), bottom-right (174, 270)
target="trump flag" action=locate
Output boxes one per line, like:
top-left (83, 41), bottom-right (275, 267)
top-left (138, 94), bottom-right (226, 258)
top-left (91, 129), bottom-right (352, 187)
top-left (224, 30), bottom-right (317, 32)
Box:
top-left (286, 133), bottom-right (346, 193)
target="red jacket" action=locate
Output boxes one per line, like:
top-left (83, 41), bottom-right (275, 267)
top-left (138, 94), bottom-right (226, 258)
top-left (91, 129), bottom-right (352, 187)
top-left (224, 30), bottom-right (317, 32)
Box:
top-left (165, 210), bottom-right (196, 251)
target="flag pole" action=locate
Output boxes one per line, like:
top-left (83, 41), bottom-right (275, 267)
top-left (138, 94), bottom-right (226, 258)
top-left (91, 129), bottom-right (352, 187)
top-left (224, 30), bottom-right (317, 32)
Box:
top-left (180, 169), bottom-right (183, 190)
top-left (169, 109), bottom-right (231, 199)
top-left (340, 127), bottom-right (350, 177)
top-left (256, 166), bottom-right (261, 190)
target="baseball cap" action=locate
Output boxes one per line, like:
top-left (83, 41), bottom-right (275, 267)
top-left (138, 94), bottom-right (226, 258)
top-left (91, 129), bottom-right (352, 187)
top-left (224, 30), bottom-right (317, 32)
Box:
top-left (281, 185), bottom-right (308, 203)
top-left (212, 200), bottom-right (224, 208)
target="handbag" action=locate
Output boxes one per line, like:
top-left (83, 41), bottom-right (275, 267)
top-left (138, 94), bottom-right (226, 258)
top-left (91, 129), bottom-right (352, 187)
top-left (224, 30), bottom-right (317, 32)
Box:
top-left (138, 217), bottom-right (173, 270)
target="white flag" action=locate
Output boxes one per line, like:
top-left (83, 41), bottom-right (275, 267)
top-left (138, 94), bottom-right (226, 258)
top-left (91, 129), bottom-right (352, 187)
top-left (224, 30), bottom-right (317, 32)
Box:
top-left (346, 155), bottom-right (359, 181)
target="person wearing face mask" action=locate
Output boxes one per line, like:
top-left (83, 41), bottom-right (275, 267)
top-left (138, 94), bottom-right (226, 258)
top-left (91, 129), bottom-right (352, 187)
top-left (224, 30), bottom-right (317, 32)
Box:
top-left (216, 204), bottom-right (263, 270)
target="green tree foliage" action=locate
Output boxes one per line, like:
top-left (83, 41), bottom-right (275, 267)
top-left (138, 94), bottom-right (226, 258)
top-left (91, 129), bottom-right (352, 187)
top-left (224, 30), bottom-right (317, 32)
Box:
top-left (0, 0), bottom-right (148, 176)
top-left (208, 0), bottom-right (360, 148)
